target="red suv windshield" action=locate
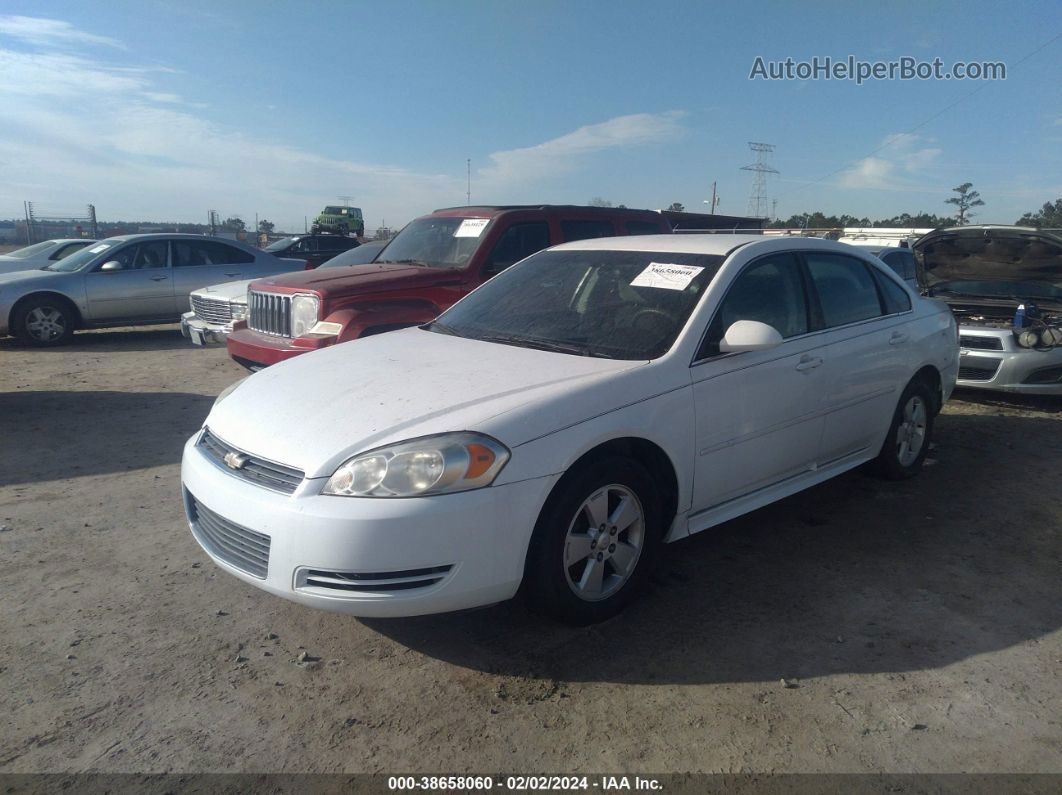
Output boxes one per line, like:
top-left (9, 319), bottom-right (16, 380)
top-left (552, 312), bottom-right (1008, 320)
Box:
top-left (375, 216), bottom-right (489, 269)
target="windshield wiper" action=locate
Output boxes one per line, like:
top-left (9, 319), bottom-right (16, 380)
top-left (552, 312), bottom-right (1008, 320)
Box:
top-left (475, 333), bottom-right (615, 358)
top-left (423, 320), bottom-right (465, 337)
top-left (377, 259), bottom-right (429, 267)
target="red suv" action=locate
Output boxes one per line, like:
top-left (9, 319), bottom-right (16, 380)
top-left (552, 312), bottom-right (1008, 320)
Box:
top-left (226, 204), bottom-right (671, 370)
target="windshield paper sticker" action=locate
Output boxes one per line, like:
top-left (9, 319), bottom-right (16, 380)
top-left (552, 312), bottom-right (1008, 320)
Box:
top-left (87, 244), bottom-right (111, 253)
top-left (454, 218), bottom-right (489, 238)
top-left (630, 262), bottom-right (704, 290)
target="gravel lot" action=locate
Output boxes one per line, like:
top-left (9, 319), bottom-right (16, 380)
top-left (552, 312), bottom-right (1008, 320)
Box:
top-left (1, 327), bottom-right (1059, 775)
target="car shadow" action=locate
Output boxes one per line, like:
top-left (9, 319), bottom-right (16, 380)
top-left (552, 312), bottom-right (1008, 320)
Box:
top-left (952, 387), bottom-right (1062, 414)
top-left (0, 390), bottom-right (213, 486)
top-left (0, 325), bottom-right (188, 354)
top-left (364, 411), bottom-right (1062, 685)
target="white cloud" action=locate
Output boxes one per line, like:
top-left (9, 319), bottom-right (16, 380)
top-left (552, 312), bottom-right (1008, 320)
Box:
top-left (0, 20), bottom-right (682, 230)
top-left (0, 15), bottom-right (124, 49)
top-left (480, 111), bottom-right (687, 184)
top-left (838, 133), bottom-right (942, 189)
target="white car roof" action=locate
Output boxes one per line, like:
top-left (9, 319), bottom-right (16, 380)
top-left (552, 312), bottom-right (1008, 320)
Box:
top-left (550, 233), bottom-right (874, 258)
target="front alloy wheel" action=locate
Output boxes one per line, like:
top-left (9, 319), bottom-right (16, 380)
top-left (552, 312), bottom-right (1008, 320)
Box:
top-left (14, 299), bottom-right (75, 346)
top-left (525, 456), bottom-right (662, 624)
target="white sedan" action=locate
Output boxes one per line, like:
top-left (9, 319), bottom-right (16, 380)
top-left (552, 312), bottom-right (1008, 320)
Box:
top-left (0, 238), bottom-right (97, 275)
top-left (181, 235), bottom-right (959, 624)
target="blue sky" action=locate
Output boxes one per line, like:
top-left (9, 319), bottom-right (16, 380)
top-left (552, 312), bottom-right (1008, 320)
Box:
top-left (0, 0), bottom-right (1059, 231)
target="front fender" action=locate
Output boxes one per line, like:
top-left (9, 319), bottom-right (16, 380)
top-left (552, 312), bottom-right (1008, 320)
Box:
top-left (325, 301), bottom-right (441, 342)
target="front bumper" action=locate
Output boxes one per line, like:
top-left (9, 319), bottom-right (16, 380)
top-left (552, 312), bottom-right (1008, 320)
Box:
top-left (180, 432), bottom-right (557, 617)
top-left (958, 327), bottom-right (1062, 395)
top-left (226, 326), bottom-right (337, 368)
top-left (181, 312), bottom-right (235, 345)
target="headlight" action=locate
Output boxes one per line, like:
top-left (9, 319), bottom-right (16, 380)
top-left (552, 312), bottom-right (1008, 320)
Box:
top-left (213, 377), bottom-right (247, 408)
top-left (1017, 329), bottom-right (1041, 348)
top-left (290, 294), bottom-right (320, 337)
top-left (323, 432), bottom-right (510, 498)
top-left (230, 301), bottom-right (248, 321)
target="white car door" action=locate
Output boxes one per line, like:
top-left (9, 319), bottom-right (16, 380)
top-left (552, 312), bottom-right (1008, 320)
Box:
top-left (801, 251), bottom-right (909, 464)
top-left (690, 252), bottom-right (827, 511)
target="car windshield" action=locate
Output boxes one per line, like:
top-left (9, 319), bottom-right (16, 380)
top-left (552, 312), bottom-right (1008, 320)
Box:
top-left (263, 235), bottom-right (297, 251)
top-left (375, 217), bottom-right (487, 269)
top-left (6, 240), bottom-right (59, 259)
top-left (320, 242), bottom-right (385, 268)
top-left (42, 241), bottom-right (114, 272)
top-left (428, 249), bottom-right (723, 359)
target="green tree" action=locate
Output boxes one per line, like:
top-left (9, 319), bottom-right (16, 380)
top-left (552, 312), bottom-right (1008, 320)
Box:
top-left (587, 197), bottom-right (613, 207)
top-left (666, 202), bottom-right (685, 212)
top-left (258, 219), bottom-right (275, 234)
top-left (1016, 198), bottom-right (1062, 229)
top-left (223, 216), bottom-right (246, 232)
top-left (944, 183), bottom-right (984, 225)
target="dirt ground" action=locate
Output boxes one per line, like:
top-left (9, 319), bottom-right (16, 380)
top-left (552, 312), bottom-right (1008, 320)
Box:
top-left (0, 326), bottom-right (1059, 775)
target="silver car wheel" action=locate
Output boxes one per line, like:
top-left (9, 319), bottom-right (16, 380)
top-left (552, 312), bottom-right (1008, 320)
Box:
top-left (563, 484), bottom-right (645, 602)
top-left (896, 395), bottom-right (928, 467)
top-left (25, 307), bottom-right (66, 342)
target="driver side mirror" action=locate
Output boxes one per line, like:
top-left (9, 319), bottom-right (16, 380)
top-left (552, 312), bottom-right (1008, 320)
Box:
top-left (99, 261), bottom-right (124, 272)
top-left (719, 320), bottom-right (783, 353)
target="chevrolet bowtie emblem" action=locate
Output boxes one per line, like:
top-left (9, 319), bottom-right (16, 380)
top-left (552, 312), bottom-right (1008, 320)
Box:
top-left (223, 451), bottom-right (249, 470)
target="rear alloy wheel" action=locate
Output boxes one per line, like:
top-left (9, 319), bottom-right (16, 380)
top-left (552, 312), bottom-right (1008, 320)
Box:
top-left (875, 379), bottom-right (935, 479)
top-left (14, 298), bottom-right (75, 346)
top-left (525, 457), bottom-right (662, 624)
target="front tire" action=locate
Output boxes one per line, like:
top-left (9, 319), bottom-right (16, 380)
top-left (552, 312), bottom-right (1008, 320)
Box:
top-left (13, 297), bottom-right (76, 346)
top-left (524, 457), bottom-right (662, 624)
top-left (875, 379), bottom-right (935, 479)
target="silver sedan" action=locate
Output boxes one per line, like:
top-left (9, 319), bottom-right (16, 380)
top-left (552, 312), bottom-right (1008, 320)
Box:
top-left (0, 234), bottom-right (303, 346)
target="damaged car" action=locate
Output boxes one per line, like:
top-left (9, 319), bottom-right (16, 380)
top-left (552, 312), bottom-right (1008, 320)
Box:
top-left (914, 225), bottom-right (1062, 394)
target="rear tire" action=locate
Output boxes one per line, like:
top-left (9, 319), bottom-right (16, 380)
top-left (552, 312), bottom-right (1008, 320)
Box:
top-left (874, 379), bottom-right (935, 479)
top-left (12, 296), bottom-right (76, 346)
top-left (524, 456), bottom-right (662, 624)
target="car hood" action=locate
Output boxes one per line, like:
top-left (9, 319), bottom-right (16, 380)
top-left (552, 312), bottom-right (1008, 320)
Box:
top-left (249, 262), bottom-right (461, 298)
top-left (192, 278), bottom-right (255, 302)
top-left (205, 328), bottom-right (646, 478)
top-left (913, 226), bottom-right (1062, 309)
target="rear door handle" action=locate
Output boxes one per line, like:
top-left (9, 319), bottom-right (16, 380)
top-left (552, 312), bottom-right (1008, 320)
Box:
top-left (795, 355), bottom-right (823, 372)
top-left (890, 331), bottom-right (910, 345)
top-left (150, 276), bottom-right (168, 281)
top-left (224, 272), bottom-right (241, 277)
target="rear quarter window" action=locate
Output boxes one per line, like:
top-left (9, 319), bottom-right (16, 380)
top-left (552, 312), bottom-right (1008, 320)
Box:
top-left (561, 219), bottom-right (616, 242)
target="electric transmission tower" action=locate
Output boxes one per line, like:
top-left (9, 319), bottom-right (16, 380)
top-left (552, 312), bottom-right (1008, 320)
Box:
top-left (741, 142), bottom-right (779, 219)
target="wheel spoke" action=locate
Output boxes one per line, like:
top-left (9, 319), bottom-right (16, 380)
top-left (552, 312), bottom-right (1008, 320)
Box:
top-left (564, 533), bottom-right (594, 566)
top-left (608, 495), bottom-right (639, 532)
top-left (577, 558), bottom-right (604, 595)
top-left (610, 542), bottom-right (638, 576)
top-left (582, 489), bottom-right (608, 529)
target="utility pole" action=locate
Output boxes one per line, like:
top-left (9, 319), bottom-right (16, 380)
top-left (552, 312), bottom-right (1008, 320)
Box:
top-left (703, 181), bottom-right (719, 214)
top-left (467, 158), bottom-right (471, 206)
top-left (741, 142), bottom-right (779, 219)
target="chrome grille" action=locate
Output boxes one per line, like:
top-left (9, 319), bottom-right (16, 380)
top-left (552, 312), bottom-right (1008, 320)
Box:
top-left (297, 566), bottom-right (453, 593)
top-left (248, 291), bottom-right (292, 337)
top-left (190, 295), bottom-right (233, 324)
top-left (198, 428), bottom-right (304, 494)
top-left (959, 335), bottom-right (1004, 351)
top-left (187, 492), bottom-right (270, 578)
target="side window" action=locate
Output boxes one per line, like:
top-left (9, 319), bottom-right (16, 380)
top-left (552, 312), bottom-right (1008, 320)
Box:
top-left (805, 253), bottom-right (883, 328)
top-left (97, 245), bottom-right (139, 271)
top-left (869, 266), bottom-right (912, 314)
top-left (210, 243), bottom-right (254, 264)
top-left (483, 222), bottom-right (550, 277)
top-left (698, 253), bottom-right (808, 359)
top-left (900, 250), bottom-right (917, 280)
top-left (134, 240), bottom-right (169, 269)
top-left (174, 241), bottom-right (253, 266)
top-left (561, 219), bottom-right (615, 242)
top-left (296, 238), bottom-right (318, 254)
top-left (625, 220), bottom-right (664, 235)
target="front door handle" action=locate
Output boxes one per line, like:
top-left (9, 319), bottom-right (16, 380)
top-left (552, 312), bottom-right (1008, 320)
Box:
top-left (795, 355), bottom-right (824, 372)
top-left (224, 272), bottom-right (241, 277)
top-left (150, 276), bottom-right (168, 281)
top-left (890, 331), bottom-right (910, 345)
